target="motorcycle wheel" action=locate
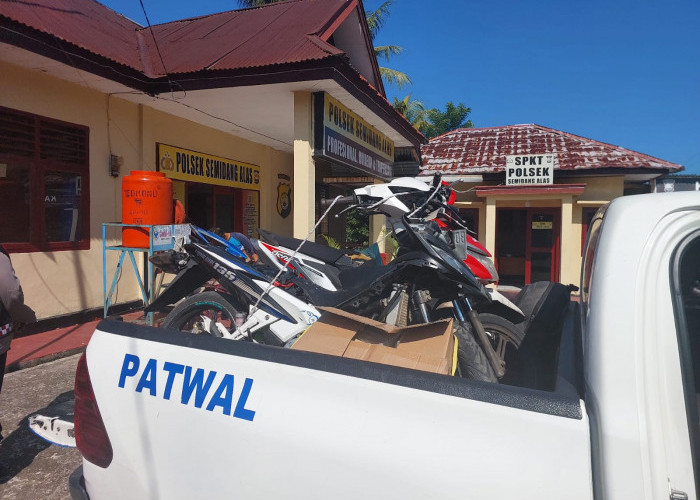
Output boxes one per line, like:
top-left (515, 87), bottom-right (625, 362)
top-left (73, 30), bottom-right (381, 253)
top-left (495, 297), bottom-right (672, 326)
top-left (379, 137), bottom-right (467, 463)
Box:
top-left (455, 322), bottom-right (497, 383)
top-left (479, 313), bottom-right (525, 365)
top-left (161, 291), bottom-right (240, 337)
top-left (434, 305), bottom-right (524, 368)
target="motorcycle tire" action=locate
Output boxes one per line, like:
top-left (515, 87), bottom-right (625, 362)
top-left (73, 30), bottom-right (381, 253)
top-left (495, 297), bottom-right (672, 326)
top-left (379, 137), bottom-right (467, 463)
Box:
top-left (434, 305), bottom-right (524, 367)
top-left (455, 322), bottom-right (498, 383)
top-left (479, 313), bottom-right (526, 365)
top-left (161, 291), bottom-right (241, 338)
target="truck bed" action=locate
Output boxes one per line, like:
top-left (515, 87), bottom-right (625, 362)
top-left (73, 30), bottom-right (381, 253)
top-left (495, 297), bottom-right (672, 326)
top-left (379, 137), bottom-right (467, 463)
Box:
top-left (78, 309), bottom-right (592, 500)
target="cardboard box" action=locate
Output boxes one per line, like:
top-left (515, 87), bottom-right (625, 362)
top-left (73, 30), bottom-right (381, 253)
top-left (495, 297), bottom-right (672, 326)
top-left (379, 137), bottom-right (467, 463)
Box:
top-left (292, 307), bottom-right (455, 375)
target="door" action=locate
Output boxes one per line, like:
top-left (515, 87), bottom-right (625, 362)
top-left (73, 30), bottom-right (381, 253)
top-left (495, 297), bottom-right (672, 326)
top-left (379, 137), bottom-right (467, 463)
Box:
top-left (186, 184), bottom-right (243, 233)
top-left (214, 187), bottom-right (235, 231)
top-left (496, 208), bottom-right (561, 286)
top-left (496, 209), bottom-right (527, 287)
top-left (526, 209), bottom-right (560, 283)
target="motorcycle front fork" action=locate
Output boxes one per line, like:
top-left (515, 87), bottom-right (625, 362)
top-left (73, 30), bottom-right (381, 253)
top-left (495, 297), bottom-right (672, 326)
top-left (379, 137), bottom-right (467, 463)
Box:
top-left (453, 298), bottom-right (506, 379)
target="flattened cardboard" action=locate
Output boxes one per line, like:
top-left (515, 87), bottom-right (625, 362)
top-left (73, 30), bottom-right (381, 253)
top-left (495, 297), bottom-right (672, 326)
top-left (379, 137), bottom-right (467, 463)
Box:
top-left (292, 307), bottom-right (454, 375)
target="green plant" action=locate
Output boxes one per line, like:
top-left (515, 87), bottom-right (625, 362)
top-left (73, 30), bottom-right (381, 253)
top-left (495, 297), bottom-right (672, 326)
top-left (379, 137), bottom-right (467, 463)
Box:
top-left (378, 227), bottom-right (399, 258)
top-left (321, 234), bottom-right (341, 249)
top-left (345, 211), bottom-right (369, 248)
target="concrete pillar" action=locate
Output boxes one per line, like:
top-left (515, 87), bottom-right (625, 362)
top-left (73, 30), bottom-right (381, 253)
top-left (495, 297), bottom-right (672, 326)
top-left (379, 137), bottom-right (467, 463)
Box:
top-left (369, 177), bottom-right (387, 254)
top-left (485, 198), bottom-right (497, 256)
top-left (293, 92), bottom-right (315, 240)
top-left (138, 103), bottom-right (154, 170)
top-left (477, 206), bottom-right (487, 245)
top-left (370, 215), bottom-right (386, 253)
top-left (258, 147), bottom-right (271, 232)
top-left (559, 196), bottom-right (579, 286)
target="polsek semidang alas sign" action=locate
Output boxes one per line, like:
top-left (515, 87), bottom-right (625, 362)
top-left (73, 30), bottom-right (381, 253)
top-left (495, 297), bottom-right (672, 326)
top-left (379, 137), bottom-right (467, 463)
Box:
top-left (313, 93), bottom-right (394, 180)
top-left (505, 154), bottom-right (555, 185)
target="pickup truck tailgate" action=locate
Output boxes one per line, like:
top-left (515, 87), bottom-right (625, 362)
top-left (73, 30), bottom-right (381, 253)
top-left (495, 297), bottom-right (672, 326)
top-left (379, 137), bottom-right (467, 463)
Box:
top-left (79, 320), bottom-right (592, 500)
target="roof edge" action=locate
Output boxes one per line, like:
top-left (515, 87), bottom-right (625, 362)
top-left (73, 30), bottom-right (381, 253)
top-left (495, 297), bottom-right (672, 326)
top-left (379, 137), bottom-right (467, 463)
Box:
top-left (529, 123), bottom-right (684, 171)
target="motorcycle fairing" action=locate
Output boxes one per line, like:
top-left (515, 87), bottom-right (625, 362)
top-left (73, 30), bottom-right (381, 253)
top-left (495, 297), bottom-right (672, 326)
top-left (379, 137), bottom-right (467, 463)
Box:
top-left (188, 243), bottom-right (295, 323)
top-left (398, 218), bottom-right (490, 302)
top-left (190, 225), bottom-right (249, 260)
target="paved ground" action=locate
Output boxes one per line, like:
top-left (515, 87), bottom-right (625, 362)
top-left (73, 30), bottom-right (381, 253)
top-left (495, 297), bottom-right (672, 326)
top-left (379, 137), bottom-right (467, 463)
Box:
top-left (0, 354), bottom-right (82, 500)
top-left (6, 310), bottom-right (154, 372)
top-left (5, 321), bottom-right (97, 372)
top-left (0, 311), bottom-right (161, 500)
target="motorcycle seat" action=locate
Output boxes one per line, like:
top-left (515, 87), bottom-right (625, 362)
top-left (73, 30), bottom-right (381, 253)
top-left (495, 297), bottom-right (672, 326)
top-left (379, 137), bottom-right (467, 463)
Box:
top-left (293, 260), bottom-right (397, 308)
top-left (258, 229), bottom-right (356, 266)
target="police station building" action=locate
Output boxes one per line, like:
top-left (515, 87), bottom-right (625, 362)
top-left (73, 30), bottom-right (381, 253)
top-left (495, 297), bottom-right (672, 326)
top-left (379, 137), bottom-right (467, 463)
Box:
top-left (420, 124), bottom-right (683, 289)
top-left (0, 0), bottom-right (423, 320)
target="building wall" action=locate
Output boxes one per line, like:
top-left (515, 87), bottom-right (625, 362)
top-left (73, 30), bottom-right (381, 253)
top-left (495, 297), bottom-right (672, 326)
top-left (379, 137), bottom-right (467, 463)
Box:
top-left (1, 62), bottom-right (292, 319)
top-left (452, 176), bottom-right (625, 289)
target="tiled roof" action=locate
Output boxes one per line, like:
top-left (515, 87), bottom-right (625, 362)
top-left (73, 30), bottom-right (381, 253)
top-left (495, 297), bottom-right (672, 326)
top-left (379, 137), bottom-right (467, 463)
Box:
top-left (0, 0), bottom-right (353, 76)
top-left (420, 124), bottom-right (683, 175)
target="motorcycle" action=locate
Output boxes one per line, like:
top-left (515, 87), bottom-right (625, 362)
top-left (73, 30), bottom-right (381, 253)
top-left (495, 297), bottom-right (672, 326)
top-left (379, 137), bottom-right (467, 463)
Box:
top-left (257, 178), bottom-right (521, 313)
top-left (146, 184), bottom-right (510, 381)
top-left (252, 177), bottom-right (525, 365)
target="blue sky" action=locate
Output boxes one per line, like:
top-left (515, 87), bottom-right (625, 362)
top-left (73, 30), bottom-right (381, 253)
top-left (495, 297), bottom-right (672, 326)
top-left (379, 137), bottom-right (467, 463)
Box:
top-left (102, 0), bottom-right (700, 173)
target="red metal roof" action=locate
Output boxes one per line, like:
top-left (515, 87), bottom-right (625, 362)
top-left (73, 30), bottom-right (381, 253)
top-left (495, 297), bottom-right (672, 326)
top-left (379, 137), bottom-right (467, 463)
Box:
top-left (0, 0), bottom-right (142, 70)
top-left (0, 0), bottom-right (354, 76)
top-left (420, 124), bottom-right (683, 176)
top-left (142, 0), bottom-right (350, 75)
top-left (0, 0), bottom-right (425, 146)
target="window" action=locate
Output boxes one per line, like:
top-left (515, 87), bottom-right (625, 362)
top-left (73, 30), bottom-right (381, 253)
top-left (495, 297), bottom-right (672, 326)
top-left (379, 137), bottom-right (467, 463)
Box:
top-left (0, 107), bottom-right (89, 252)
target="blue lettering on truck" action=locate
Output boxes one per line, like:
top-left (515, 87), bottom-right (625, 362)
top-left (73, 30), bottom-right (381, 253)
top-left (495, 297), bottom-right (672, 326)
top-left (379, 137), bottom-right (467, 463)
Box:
top-left (117, 353), bottom-right (256, 421)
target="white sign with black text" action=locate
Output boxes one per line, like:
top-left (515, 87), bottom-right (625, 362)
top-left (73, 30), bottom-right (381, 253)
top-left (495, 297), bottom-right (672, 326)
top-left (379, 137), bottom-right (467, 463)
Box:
top-left (505, 154), bottom-right (555, 186)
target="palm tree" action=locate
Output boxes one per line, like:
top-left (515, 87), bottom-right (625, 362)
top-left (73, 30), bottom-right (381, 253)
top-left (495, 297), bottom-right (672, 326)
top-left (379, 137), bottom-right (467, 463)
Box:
top-left (366, 1), bottom-right (410, 89)
top-left (236, 0), bottom-right (410, 89)
top-left (392, 95), bottom-right (429, 132)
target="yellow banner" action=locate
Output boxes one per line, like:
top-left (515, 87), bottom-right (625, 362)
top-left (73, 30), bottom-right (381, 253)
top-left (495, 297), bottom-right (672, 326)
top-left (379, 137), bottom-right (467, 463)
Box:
top-left (157, 143), bottom-right (261, 191)
top-left (323, 94), bottom-right (394, 162)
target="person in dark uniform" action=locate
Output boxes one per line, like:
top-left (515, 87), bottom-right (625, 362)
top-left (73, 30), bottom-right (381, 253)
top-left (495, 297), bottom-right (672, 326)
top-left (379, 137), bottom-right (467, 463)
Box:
top-left (0, 244), bottom-right (36, 435)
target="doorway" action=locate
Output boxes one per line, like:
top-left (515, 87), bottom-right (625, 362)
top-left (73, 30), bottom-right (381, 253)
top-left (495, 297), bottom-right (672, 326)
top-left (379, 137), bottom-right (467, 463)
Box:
top-left (185, 184), bottom-right (259, 236)
top-left (496, 208), bottom-right (561, 286)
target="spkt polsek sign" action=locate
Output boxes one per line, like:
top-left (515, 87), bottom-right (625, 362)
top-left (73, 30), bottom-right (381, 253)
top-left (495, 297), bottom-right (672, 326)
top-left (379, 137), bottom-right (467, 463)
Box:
top-left (505, 154), bottom-right (555, 185)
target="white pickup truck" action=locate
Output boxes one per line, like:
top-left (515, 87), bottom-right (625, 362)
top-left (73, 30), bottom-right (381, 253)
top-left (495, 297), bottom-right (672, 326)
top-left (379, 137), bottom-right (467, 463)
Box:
top-left (69, 192), bottom-right (700, 500)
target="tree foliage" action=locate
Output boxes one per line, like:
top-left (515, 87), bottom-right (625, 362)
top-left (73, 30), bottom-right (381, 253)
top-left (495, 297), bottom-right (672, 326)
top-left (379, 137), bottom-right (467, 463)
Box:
top-left (365, 0), bottom-right (392, 41)
top-left (392, 95), bottom-right (429, 131)
top-left (366, 1), bottom-right (410, 88)
top-left (235, 1), bottom-right (473, 137)
top-left (345, 210), bottom-right (369, 248)
top-left (392, 98), bottom-right (473, 137)
top-left (422, 102), bottom-right (474, 138)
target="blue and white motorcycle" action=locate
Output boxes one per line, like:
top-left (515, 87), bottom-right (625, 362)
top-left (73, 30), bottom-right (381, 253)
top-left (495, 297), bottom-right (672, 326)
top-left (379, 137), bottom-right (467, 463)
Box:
top-left (146, 178), bottom-right (521, 381)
